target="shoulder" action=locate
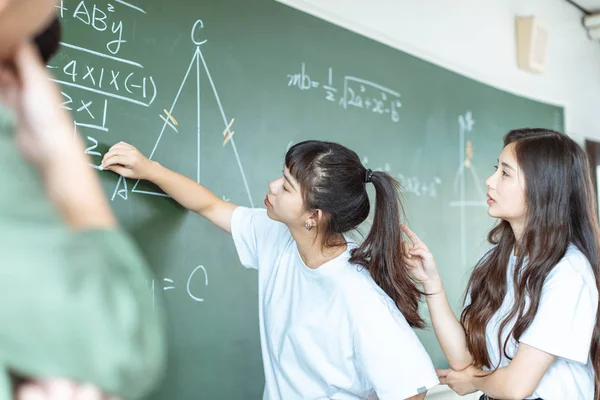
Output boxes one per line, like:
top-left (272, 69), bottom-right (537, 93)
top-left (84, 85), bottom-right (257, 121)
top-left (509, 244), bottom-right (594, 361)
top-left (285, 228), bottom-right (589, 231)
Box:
top-left (232, 206), bottom-right (268, 223)
top-left (548, 244), bottom-right (597, 293)
top-left (336, 261), bottom-right (410, 328)
top-left (520, 244), bottom-right (598, 363)
top-left (535, 244), bottom-right (599, 310)
top-left (230, 207), bottom-right (292, 269)
top-left (232, 207), bottom-right (289, 237)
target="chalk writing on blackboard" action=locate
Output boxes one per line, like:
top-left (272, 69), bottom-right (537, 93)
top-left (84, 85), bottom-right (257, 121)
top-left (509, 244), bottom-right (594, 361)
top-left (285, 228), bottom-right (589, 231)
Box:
top-left (287, 63), bottom-right (402, 123)
top-left (52, 10), bottom-right (254, 206)
top-left (363, 158), bottom-right (442, 198)
top-left (149, 265), bottom-right (209, 307)
top-left (52, 0), bottom-right (155, 175)
top-left (125, 20), bottom-right (254, 207)
top-left (449, 111), bottom-right (487, 267)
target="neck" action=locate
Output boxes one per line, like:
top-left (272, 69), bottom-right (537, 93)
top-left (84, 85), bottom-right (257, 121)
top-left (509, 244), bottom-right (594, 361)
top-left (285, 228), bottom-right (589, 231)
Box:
top-left (509, 220), bottom-right (524, 255)
top-left (290, 226), bottom-right (347, 269)
top-left (510, 221), bottom-right (523, 241)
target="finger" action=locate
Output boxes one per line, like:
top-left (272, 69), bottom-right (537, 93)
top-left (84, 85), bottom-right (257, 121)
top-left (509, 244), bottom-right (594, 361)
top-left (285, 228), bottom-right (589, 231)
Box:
top-left (114, 141), bottom-right (135, 151)
top-left (103, 165), bottom-right (134, 178)
top-left (400, 224), bottom-right (425, 247)
top-left (114, 142), bottom-right (140, 154)
top-left (436, 368), bottom-right (450, 378)
top-left (408, 247), bottom-right (432, 260)
top-left (38, 379), bottom-right (77, 399)
top-left (73, 384), bottom-right (103, 400)
top-left (105, 142), bottom-right (133, 154)
top-left (405, 261), bottom-right (421, 271)
top-left (402, 256), bottom-right (421, 270)
top-left (16, 384), bottom-right (47, 400)
top-left (101, 150), bottom-right (119, 164)
top-left (102, 145), bottom-right (140, 164)
top-left (101, 154), bottom-right (133, 169)
top-left (400, 241), bottom-right (413, 257)
top-left (102, 149), bottom-right (122, 163)
top-left (103, 147), bottom-right (125, 159)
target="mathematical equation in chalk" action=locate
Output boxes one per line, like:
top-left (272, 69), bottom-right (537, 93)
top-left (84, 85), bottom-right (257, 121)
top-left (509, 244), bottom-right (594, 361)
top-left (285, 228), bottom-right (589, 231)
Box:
top-left (362, 156), bottom-right (442, 198)
top-left (149, 265), bottom-right (209, 307)
top-left (56, 0), bottom-right (131, 55)
top-left (52, 0), bottom-right (155, 171)
top-left (50, 55), bottom-right (157, 108)
top-left (286, 63), bottom-right (402, 123)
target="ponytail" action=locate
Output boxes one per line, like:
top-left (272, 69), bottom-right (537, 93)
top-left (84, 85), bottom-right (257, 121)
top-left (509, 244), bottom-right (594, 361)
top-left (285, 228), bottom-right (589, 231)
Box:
top-left (285, 141), bottom-right (425, 327)
top-left (349, 171), bottom-right (425, 328)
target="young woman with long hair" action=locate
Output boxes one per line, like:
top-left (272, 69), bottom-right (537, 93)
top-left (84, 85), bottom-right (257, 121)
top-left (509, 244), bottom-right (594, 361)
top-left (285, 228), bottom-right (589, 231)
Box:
top-left (403, 129), bottom-right (600, 400)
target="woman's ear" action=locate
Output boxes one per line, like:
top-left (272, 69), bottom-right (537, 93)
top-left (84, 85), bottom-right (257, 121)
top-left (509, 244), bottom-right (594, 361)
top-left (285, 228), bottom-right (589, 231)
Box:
top-left (310, 209), bottom-right (323, 228)
top-left (314, 209), bottom-right (323, 223)
top-left (302, 209), bottom-right (320, 230)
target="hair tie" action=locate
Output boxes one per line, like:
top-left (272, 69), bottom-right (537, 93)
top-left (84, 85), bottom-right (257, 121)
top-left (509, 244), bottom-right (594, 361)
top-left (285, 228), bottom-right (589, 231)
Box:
top-left (364, 168), bottom-right (374, 183)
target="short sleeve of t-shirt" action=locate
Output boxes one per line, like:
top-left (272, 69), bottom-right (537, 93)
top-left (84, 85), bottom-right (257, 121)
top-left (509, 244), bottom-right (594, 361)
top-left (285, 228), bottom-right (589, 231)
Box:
top-left (352, 288), bottom-right (439, 399)
top-left (230, 206), bottom-right (289, 270)
top-left (520, 251), bottom-right (598, 364)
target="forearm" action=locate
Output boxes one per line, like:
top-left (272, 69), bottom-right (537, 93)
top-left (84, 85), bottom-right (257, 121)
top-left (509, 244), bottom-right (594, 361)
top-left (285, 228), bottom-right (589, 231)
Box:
top-left (43, 139), bottom-right (116, 230)
top-left (148, 161), bottom-right (222, 215)
top-left (424, 279), bottom-right (472, 369)
top-left (472, 344), bottom-right (553, 400)
top-left (473, 367), bottom-right (528, 400)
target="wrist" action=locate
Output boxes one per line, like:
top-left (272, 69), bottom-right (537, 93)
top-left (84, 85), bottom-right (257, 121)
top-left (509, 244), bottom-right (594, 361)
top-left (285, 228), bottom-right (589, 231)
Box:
top-left (423, 275), bottom-right (444, 294)
top-left (146, 160), bottom-right (163, 181)
top-left (470, 368), bottom-right (485, 392)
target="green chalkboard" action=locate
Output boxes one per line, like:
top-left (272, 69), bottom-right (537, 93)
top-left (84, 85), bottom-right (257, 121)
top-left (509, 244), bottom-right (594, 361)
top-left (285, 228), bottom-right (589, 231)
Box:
top-left (53, 0), bottom-right (564, 398)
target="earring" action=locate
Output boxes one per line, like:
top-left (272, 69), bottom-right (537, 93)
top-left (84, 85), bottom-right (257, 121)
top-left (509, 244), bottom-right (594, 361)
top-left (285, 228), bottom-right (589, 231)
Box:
top-left (305, 221), bottom-right (313, 232)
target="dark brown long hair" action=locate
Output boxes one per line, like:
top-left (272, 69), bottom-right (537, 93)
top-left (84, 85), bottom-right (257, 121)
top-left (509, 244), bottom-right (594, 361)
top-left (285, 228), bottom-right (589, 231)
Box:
top-left (460, 129), bottom-right (600, 398)
top-left (285, 140), bottom-right (424, 328)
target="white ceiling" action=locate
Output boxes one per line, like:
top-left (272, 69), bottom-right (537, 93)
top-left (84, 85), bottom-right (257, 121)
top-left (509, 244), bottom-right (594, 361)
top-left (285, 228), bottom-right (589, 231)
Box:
top-left (574, 0), bottom-right (600, 12)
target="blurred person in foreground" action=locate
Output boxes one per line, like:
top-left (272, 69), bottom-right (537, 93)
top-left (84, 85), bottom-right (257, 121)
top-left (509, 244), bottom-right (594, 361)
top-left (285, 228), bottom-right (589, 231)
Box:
top-left (0, 4), bottom-right (165, 400)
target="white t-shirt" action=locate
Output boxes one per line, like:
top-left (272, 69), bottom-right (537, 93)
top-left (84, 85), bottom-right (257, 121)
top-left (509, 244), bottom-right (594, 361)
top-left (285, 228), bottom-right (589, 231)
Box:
top-left (466, 244), bottom-right (598, 399)
top-left (231, 207), bottom-right (438, 400)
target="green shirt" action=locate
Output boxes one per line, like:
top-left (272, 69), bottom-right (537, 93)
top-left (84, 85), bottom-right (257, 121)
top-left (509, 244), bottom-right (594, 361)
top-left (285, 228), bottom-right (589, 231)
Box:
top-left (0, 106), bottom-right (165, 399)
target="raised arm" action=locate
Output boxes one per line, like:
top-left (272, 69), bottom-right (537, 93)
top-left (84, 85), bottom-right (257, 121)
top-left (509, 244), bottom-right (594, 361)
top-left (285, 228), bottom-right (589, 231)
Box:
top-left (102, 142), bottom-right (237, 233)
top-left (401, 225), bottom-right (473, 370)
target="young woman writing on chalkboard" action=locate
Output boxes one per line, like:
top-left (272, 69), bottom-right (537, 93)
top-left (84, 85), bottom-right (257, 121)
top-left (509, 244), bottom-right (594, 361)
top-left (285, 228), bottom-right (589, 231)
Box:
top-left (102, 140), bottom-right (438, 399)
top-left (402, 129), bottom-right (600, 400)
